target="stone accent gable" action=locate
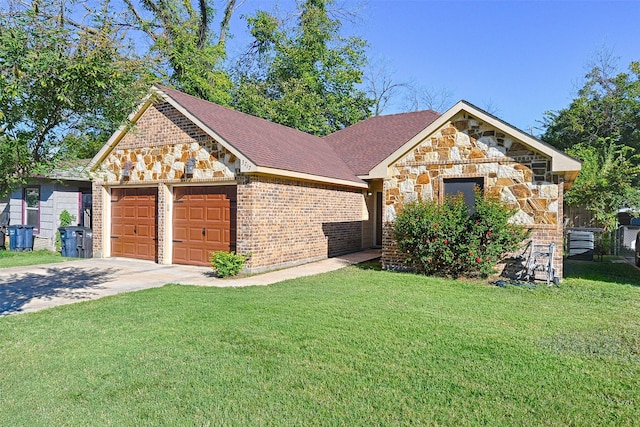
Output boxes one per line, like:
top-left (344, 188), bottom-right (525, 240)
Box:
top-left (93, 102), bottom-right (238, 184)
top-left (383, 112), bottom-right (565, 279)
top-left (386, 112), bottom-right (559, 227)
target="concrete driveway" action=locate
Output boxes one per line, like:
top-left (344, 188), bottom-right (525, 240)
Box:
top-left (0, 250), bottom-right (381, 316)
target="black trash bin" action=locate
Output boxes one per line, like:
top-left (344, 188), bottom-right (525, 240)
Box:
top-left (59, 227), bottom-right (79, 258)
top-left (0, 228), bottom-right (6, 250)
top-left (76, 227), bottom-right (93, 258)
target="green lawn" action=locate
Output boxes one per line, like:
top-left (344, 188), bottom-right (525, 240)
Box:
top-left (0, 249), bottom-right (68, 268)
top-left (1, 259), bottom-right (639, 426)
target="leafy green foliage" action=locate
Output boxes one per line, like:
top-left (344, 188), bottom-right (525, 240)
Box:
top-left (55, 210), bottom-right (76, 251)
top-left (564, 138), bottom-right (640, 231)
top-left (124, 0), bottom-right (233, 105)
top-left (210, 251), bottom-right (246, 277)
top-left (234, 0), bottom-right (373, 135)
top-left (0, 7), bottom-right (151, 196)
top-left (541, 59), bottom-right (640, 154)
top-left (393, 192), bottom-right (529, 278)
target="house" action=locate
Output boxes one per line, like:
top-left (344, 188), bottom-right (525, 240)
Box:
top-left (89, 85), bottom-right (581, 277)
top-left (0, 160), bottom-right (93, 250)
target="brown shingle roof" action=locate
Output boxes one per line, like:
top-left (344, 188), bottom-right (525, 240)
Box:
top-left (156, 85), bottom-right (364, 185)
top-left (323, 110), bottom-right (441, 175)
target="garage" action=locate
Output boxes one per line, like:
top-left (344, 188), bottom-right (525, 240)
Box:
top-left (172, 185), bottom-right (236, 266)
top-left (110, 187), bottom-right (158, 261)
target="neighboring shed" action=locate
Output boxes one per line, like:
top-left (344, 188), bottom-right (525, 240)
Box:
top-left (1, 160), bottom-right (92, 250)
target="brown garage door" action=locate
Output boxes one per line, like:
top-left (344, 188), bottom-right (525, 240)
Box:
top-left (173, 186), bottom-right (237, 266)
top-left (111, 188), bottom-right (158, 261)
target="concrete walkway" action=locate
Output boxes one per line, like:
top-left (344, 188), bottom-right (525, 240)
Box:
top-left (0, 249), bottom-right (381, 316)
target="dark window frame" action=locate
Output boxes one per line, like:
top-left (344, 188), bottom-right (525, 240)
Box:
top-left (440, 176), bottom-right (486, 214)
top-left (23, 185), bottom-right (41, 233)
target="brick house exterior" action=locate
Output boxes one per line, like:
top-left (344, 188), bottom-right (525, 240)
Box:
top-left (90, 86), bottom-right (580, 277)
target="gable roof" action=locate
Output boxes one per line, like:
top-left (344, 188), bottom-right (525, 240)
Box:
top-left (366, 101), bottom-right (581, 184)
top-left (90, 85), bottom-right (365, 188)
top-left (323, 110), bottom-right (441, 175)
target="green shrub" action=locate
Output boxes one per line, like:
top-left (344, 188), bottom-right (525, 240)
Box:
top-left (393, 191), bottom-right (530, 278)
top-left (55, 209), bottom-right (76, 251)
top-left (210, 251), bottom-right (246, 278)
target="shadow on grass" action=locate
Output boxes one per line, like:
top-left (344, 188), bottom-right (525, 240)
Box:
top-left (563, 257), bottom-right (640, 287)
top-left (354, 258), bottom-right (382, 271)
top-left (0, 266), bottom-right (116, 316)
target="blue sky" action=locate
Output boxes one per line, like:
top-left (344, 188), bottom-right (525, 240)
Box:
top-left (229, 0), bottom-right (640, 133)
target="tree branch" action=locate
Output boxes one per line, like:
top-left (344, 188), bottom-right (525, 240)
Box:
top-left (219, 0), bottom-right (245, 45)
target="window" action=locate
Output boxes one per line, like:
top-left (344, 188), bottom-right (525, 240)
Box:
top-left (443, 177), bottom-right (484, 214)
top-left (24, 187), bottom-right (40, 231)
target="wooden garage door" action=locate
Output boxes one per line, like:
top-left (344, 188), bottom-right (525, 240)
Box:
top-left (111, 188), bottom-right (158, 261)
top-left (173, 186), bottom-right (237, 266)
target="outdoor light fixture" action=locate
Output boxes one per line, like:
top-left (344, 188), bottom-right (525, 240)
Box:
top-left (185, 157), bottom-right (197, 178)
top-left (122, 161), bottom-right (133, 180)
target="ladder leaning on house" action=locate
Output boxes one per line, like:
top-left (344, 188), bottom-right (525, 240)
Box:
top-left (518, 240), bottom-right (558, 286)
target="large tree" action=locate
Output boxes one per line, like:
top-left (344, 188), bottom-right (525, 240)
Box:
top-left (0, 3), bottom-right (151, 195)
top-left (233, 0), bottom-right (372, 135)
top-left (541, 54), bottom-right (640, 227)
top-left (541, 56), bottom-right (640, 153)
top-left (121, 0), bottom-right (242, 104)
top-left (564, 138), bottom-right (640, 231)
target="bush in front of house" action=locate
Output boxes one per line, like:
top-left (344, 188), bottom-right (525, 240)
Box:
top-left (210, 251), bottom-right (246, 278)
top-left (393, 192), bottom-right (530, 278)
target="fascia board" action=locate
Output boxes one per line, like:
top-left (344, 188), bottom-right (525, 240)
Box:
top-left (458, 102), bottom-right (582, 174)
top-left (253, 166), bottom-right (368, 189)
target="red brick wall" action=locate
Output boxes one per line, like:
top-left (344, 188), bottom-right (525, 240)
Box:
top-left (236, 175), bottom-right (364, 273)
top-left (91, 182), bottom-right (104, 258)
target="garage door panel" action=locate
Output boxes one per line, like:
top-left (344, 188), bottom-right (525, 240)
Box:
top-left (173, 186), bottom-right (236, 267)
top-left (111, 188), bottom-right (158, 261)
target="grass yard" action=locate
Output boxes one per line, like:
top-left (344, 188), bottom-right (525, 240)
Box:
top-left (0, 249), bottom-right (68, 268)
top-left (1, 258), bottom-right (639, 425)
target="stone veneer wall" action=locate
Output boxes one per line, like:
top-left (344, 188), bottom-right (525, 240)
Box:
top-left (382, 112), bottom-right (565, 278)
top-left (94, 102), bottom-right (238, 183)
top-left (236, 175), bottom-right (364, 273)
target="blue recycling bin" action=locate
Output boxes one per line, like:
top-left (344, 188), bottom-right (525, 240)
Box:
top-left (7, 225), bottom-right (34, 251)
top-left (20, 225), bottom-right (34, 251)
top-left (8, 225), bottom-right (19, 251)
top-left (59, 227), bottom-right (79, 258)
